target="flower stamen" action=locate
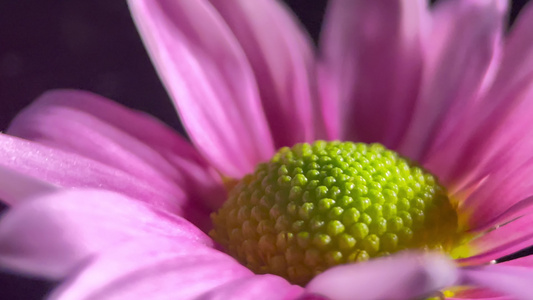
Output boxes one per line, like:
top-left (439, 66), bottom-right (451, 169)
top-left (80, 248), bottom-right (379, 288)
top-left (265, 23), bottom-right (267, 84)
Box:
top-left (211, 141), bottom-right (459, 285)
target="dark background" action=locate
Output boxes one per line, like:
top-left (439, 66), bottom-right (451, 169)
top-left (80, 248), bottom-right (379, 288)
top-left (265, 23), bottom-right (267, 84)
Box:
top-left (0, 0), bottom-right (531, 298)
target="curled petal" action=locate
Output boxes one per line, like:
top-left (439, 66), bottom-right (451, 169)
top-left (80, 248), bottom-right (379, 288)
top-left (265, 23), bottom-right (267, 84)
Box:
top-left (305, 252), bottom-right (458, 300)
top-left (128, 0), bottom-right (275, 177)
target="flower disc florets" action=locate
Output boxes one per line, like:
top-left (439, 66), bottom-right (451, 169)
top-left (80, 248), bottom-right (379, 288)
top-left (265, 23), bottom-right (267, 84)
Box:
top-left (211, 141), bottom-right (458, 285)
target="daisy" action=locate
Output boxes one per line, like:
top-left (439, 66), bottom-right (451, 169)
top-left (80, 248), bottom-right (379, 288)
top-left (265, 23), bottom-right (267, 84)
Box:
top-left (1, 0), bottom-right (533, 299)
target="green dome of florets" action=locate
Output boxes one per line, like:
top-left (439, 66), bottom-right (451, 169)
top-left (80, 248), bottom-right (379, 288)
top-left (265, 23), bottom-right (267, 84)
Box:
top-left (210, 141), bottom-right (458, 285)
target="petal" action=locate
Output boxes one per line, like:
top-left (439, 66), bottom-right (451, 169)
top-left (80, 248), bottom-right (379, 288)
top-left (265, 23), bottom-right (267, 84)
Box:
top-left (305, 252), bottom-right (458, 300)
top-left (209, 0), bottom-right (326, 147)
top-left (450, 292), bottom-right (509, 300)
top-left (7, 90), bottom-right (226, 211)
top-left (128, 0), bottom-right (275, 178)
top-left (401, 0), bottom-right (507, 160)
top-left (0, 165), bottom-right (58, 204)
top-left (452, 256), bottom-right (533, 299)
top-left (0, 189), bottom-right (211, 279)
top-left (0, 134), bottom-right (186, 215)
top-left (484, 0), bottom-right (533, 112)
top-left (457, 158), bottom-right (533, 231)
top-left (320, 0), bottom-right (427, 147)
top-left (466, 196), bottom-right (533, 234)
top-left (49, 238), bottom-right (278, 300)
top-left (460, 263), bottom-right (533, 300)
top-left (426, 76), bottom-right (533, 192)
top-left (197, 275), bottom-right (304, 300)
top-left (423, 1), bottom-right (533, 188)
top-left (457, 216), bottom-right (533, 265)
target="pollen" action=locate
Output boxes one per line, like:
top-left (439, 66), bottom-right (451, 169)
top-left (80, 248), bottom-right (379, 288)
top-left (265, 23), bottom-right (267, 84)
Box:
top-left (210, 141), bottom-right (458, 285)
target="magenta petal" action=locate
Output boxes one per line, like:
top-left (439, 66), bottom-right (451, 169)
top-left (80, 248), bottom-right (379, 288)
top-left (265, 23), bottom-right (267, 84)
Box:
top-left (458, 158), bottom-right (533, 231)
top-left (209, 0), bottom-right (326, 147)
top-left (458, 154), bottom-right (533, 231)
top-left (0, 165), bottom-right (58, 204)
top-left (422, 2), bottom-right (533, 189)
top-left (128, 0), bottom-right (275, 178)
top-left (401, 0), bottom-right (507, 161)
top-left (0, 134), bottom-right (191, 215)
top-left (458, 216), bottom-right (533, 265)
top-left (49, 238), bottom-right (257, 300)
top-left (198, 275), bottom-right (304, 300)
top-left (320, 0), bottom-right (426, 148)
top-left (0, 189), bottom-right (211, 279)
top-left (7, 89), bottom-right (226, 210)
top-left (460, 263), bottom-right (533, 300)
top-left (484, 0), bottom-right (533, 112)
top-left (466, 196), bottom-right (533, 234)
top-left (425, 79), bottom-right (533, 191)
top-left (452, 255), bottom-right (533, 299)
top-left (305, 252), bottom-right (458, 300)
top-left (449, 290), bottom-right (509, 300)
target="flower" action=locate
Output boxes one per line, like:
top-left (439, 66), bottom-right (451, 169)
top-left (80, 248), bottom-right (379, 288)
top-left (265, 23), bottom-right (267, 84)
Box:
top-left (1, 0), bottom-right (533, 299)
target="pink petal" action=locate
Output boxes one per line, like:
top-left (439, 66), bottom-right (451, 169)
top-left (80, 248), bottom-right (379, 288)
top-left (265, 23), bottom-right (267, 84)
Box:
top-left (0, 134), bottom-right (189, 215)
top-left (423, 1), bottom-right (533, 189)
top-left (128, 0), bottom-right (275, 178)
top-left (320, 0), bottom-right (427, 147)
top-left (197, 275), bottom-right (304, 300)
top-left (457, 158), bottom-right (533, 231)
top-left (451, 296), bottom-right (509, 299)
top-left (460, 263), bottom-right (533, 300)
top-left (7, 89), bottom-right (226, 211)
top-left (209, 0), bottom-right (326, 147)
top-left (401, 0), bottom-right (507, 161)
top-left (0, 165), bottom-right (59, 204)
top-left (449, 291), bottom-right (509, 300)
top-left (305, 252), bottom-right (458, 300)
top-left (483, 0), bottom-right (533, 113)
top-left (452, 256), bottom-right (533, 299)
top-left (458, 216), bottom-right (533, 265)
top-left (48, 238), bottom-right (295, 300)
top-left (426, 77), bottom-right (533, 193)
top-left (465, 196), bottom-right (533, 234)
top-left (0, 189), bottom-right (211, 279)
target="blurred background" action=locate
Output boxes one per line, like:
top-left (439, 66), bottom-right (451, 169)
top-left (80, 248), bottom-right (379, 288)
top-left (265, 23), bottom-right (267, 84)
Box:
top-left (0, 0), bottom-right (329, 133)
top-left (0, 0), bottom-right (531, 298)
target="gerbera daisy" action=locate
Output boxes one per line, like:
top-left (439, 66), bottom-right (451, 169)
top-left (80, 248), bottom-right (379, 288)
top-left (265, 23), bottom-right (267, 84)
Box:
top-left (1, 0), bottom-right (533, 299)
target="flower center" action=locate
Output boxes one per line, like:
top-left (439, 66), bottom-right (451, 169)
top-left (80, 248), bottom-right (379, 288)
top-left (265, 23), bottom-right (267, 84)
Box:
top-left (210, 141), bottom-right (458, 285)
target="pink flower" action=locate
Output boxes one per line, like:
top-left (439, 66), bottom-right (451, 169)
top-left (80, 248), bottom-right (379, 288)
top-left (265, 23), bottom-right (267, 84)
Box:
top-left (1, 0), bottom-right (533, 299)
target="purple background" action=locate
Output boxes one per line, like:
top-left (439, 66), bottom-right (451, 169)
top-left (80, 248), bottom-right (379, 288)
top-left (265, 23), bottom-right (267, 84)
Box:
top-left (0, 0), bottom-right (531, 298)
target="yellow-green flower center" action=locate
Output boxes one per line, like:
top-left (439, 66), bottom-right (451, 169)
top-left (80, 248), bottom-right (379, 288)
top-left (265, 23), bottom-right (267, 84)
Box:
top-left (210, 141), bottom-right (458, 285)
